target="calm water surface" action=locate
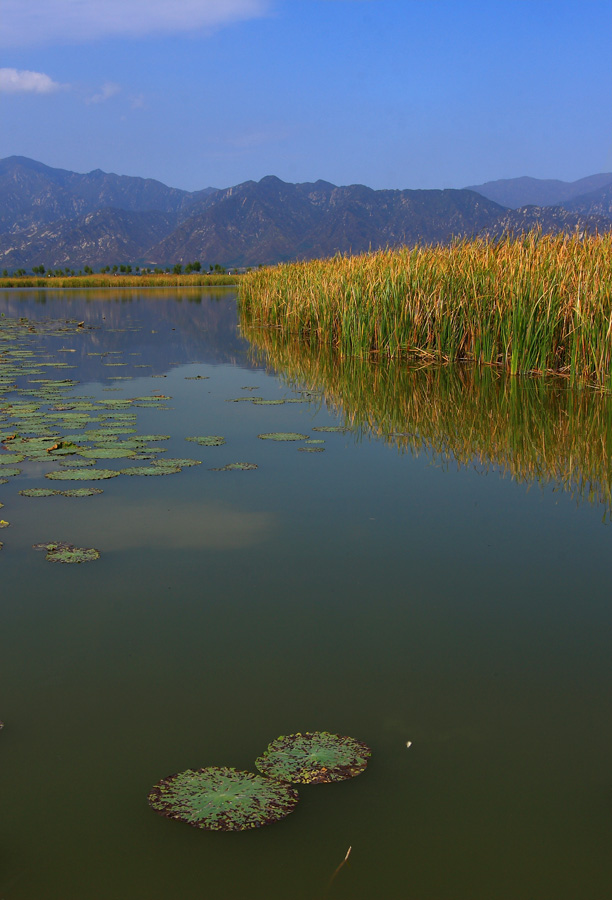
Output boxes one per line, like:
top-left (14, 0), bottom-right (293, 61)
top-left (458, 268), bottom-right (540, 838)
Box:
top-left (0, 288), bottom-right (610, 900)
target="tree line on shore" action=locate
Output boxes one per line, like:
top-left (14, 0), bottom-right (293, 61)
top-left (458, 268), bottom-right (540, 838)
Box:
top-left (2, 261), bottom-right (231, 278)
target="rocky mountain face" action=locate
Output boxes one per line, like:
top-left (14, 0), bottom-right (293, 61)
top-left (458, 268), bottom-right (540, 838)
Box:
top-left (0, 157), bottom-right (610, 271)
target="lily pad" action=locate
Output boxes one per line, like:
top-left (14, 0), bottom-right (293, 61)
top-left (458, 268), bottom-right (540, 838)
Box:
top-left (258, 433), bottom-right (309, 441)
top-left (56, 488), bottom-right (104, 497)
top-left (255, 732), bottom-right (371, 784)
top-left (153, 458), bottom-right (201, 468)
top-left (45, 468), bottom-right (119, 481)
top-left (59, 458), bottom-right (97, 467)
top-left (186, 435), bottom-right (225, 446)
top-left (210, 462), bottom-right (258, 471)
top-left (311, 426), bottom-right (351, 433)
top-left (147, 766), bottom-right (299, 831)
top-left (120, 466), bottom-right (181, 476)
top-left (298, 447), bottom-right (325, 452)
top-left (79, 447), bottom-right (136, 459)
top-left (19, 488), bottom-right (57, 497)
top-left (32, 541), bottom-right (100, 563)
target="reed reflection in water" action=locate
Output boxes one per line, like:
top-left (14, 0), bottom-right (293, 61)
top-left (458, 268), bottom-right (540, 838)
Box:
top-left (242, 318), bottom-right (612, 515)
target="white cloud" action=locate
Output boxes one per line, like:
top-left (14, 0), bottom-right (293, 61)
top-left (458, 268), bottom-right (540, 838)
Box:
top-left (0, 0), bottom-right (271, 47)
top-left (0, 67), bottom-right (64, 93)
top-left (87, 81), bottom-right (121, 104)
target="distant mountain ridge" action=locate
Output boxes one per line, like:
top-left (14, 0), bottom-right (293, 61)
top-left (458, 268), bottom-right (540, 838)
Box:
top-left (465, 173), bottom-right (612, 209)
top-left (0, 156), bottom-right (609, 270)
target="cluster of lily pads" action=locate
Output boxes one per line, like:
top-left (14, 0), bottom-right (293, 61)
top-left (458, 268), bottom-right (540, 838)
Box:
top-left (148, 731), bottom-right (371, 831)
top-left (1, 313), bottom-right (353, 560)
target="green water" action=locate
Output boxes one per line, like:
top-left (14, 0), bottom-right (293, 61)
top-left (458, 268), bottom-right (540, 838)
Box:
top-left (0, 289), bottom-right (610, 899)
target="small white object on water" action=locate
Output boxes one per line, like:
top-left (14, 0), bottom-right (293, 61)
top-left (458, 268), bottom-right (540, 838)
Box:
top-left (406, 741), bottom-right (412, 748)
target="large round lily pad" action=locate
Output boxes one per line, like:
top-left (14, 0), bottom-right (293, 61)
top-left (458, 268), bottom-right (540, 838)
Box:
top-left (255, 732), bottom-right (371, 784)
top-left (147, 766), bottom-right (299, 831)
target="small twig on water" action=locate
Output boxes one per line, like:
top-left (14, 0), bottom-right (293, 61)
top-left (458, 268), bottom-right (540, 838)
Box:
top-left (325, 845), bottom-right (352, 895)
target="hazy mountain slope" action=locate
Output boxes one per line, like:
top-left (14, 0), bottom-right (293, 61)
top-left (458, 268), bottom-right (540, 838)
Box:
top-left (146, 177), bottom-right (506, 267)
top-left (0, 208), bottom-right (178, 268)
top-left (478, 205), bottom-right (612, 239)
top-left (0, 156), bottom-right (216, 233)
top-left (466, 173), bottom-right (612, 209)
top-left (561, 183), bottom-right (612, 220)
top-left (1, 158), bottom-right (611, 270)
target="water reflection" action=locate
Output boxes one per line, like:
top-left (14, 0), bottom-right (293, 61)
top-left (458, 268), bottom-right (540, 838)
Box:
top-left (242, 320), bottom-right (612, 514)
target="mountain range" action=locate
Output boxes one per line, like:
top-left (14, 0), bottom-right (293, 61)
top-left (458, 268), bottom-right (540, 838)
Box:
top-left (1, 156), bottom-right (611, 271)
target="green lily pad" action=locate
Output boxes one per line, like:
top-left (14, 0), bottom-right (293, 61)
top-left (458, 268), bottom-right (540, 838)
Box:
top-left (19, 488), bottom-right (57, 497)
top-left (186, 435), bottom-right (225, 446)
top-left (56, 488), bottom-right (104, 498)
top-left (45, 468), bottom-right (119, 481)
top-left (59, 458), bottom-right (97, 467)
top-left (120, 466), bottom-right (181, 476)
top-left (255, 732), bottom-right (371, 784)
top-left (0, 454), bottom-right (26, 464)
top-left (185, 434), bottom-right (225, 447)
top-left (147, 766), bottom-right (299, 831)
top-left (0, 469), bottom-right (21, 477)
top-left (153, 458), bottom-right (201, 468)
top-left (258, 433), bottom-right (309, 441)
top-left (298, 447), bottom-right (325, 452)
top-left (79, 447), bottom-right (136, 459)
top-left (32, 541), bottom-right (100, 563)
top-left (210, 462), bottom-right (258, 471)
top-left (252, 399), bottom-right (286, 405)
top-left (311, 426), bottom-right (351, 433)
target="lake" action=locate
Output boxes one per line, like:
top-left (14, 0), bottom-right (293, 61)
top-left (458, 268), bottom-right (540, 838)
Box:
top-left (0, 287), bottom-right (610, 900)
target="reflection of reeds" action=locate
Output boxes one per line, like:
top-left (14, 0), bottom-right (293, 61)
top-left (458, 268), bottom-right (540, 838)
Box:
top-left (240, 233), bottom-right (612, 388)
top-left (241, 319), bottom-right (612, 515)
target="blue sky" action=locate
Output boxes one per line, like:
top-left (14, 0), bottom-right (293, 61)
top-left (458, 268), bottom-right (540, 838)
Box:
top-left (1, 0), bottom-right (610, 192)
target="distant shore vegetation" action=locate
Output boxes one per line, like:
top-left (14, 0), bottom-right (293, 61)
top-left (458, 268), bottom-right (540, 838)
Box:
top-left (0, 260), bottom-right (244, 288)
top-left (240, 232), bottom-right (612, 389)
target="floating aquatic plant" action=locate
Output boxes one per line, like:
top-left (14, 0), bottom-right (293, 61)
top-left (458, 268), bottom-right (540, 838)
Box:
top-left (120, 465), bottom-right (181, 476)
top-left (210, 462), bottom-right (258, 471)
top-left (311, 426), bottom-right (351, 433)
top-left (79, 447), bottom-right (136, 459)
top-left (186, 436), bottom-right (225, 446)
top-left (258, 433), bottom-right (309, 441)
top-left (45, 468), bottom-right (119, 481)
top-left (255, 732), bottom-right (371, 784)
top-left (147, 766), bottom-right (299, 831)
top-left (153, 458), bottom-right (201, 468)
top-left (19, 488), bottom-right (57, 497)
top-left (32, 541), bottom-right (100, 563)
top-left (298, 447), bottom-right (324, 452)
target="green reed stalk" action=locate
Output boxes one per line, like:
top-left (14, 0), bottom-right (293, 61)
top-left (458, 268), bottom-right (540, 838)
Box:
top-left (240, 233), bottom-right (612, 387)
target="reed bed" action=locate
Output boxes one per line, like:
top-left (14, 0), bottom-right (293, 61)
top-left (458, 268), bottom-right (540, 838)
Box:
top-left (0, 274), bottom-right (238, 289)
top-left (240, 233), bottom-right (612, 388)
top-left (242, 320), bottom-right (612, 515)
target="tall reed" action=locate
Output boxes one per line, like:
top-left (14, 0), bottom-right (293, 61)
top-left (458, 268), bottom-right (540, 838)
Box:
top-left (240, 233), bottom-right (612, 388)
